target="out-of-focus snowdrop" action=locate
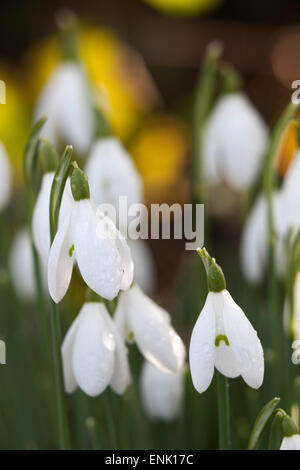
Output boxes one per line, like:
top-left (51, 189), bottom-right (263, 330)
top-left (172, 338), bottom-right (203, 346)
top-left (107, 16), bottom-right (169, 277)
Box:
top-left (280, 150), bottom-right (300, 232)
top-left (62, 301), bottom-right (130, 397)
top-left (189, 248), bottom-right (264, 393)
top-left (48, 166), bottom-right (133, 303)
top-left (9, 228), bottom-right (47, 300)
top-left (279, 413), bottom-right (300, 450)
top-left (203, 93), bottom-right (268, 190)
top-left (0, 141), bottom-right (11, 211)
top-left (115, 284), bottom-right (185, 373)
top-left (140, 361), bottom-right (185, 421)
top-left (34, 62), bottom-right (94, 154)
top-left (85, 136), bottom-right (143, 232)
top-left (240, 191), bottom-right (285, 283)
top-left (127, 239), bottom-right (155, 295)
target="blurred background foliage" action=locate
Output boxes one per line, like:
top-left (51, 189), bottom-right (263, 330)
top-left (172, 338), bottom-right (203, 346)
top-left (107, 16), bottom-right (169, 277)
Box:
top-left (0, 0), bottom-right (299, 450)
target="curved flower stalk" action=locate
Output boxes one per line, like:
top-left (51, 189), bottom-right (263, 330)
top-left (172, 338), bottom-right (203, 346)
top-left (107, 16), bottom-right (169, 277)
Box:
top-left (33, 172), bottom-right (73, 264)
top-left (48, 165), bottom-right (133, 303)
top-left (140, 360), bottom-right (185, 422)
top-left (34, 63), bottom-right (94, 154)
top-left (0, 141), bottom-right (11, 211)
top-left (127, 239), bottom-right (155, 295)
top-left (62, 301), bottom-right (130, 397)
top-left (9, 228), bottom-right (47, 301)
top-left (202, 93), bottom-right (268, 190)
top-left (115, 284), bottom-right (185, 373)
top-left (85, 137), bottom-right (143, 211)
top-left (189, 248), bottom-right (264, 393)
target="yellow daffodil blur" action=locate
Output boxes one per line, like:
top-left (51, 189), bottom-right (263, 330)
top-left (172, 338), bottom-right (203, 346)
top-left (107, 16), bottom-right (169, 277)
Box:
top-left (141, 0), bottom-right (222, 16)
top-left (130, 114), bottom-right (190, 204)
top-left (274, 119), bottom-right (298, 176)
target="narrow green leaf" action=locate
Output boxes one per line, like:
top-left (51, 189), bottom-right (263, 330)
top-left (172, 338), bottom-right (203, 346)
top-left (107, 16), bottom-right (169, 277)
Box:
top-left (268, 411), bottom-right (283, 450)
top-left (23, 117), bottom-right (46, 189)
top-left (248, 397), bottom-right (280, 450)
top-left (49, 145), bottom-right (73, 242)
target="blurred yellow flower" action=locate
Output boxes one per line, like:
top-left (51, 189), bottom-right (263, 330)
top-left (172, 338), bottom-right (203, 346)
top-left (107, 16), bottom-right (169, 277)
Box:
top-left (25, 27), bottom-right (159, 142)
top-left (274, 119), bottom-right (298, 177)
top-left (141, 0), bottom-right (222, 16)
top-left (130, 114), bottom-right (190, 204)
top-left (0, 68), bottom-right (29, 181)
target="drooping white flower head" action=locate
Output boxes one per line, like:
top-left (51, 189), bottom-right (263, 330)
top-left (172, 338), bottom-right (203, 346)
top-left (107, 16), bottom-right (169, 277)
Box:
top-left (9, 228), bottom-right (47, 300)
top-left (190, 249), bottom-right (264, 393)
top-left (0, 141), bottom-right (11, 211)
top-left (189, 290), bottom-right (264, 393)
top-left (62, 302), bottom-right (130, 397)
top-left (85, 137), bottom-right (143, 233)
top-left (128, 239), bottom-right (155, 295)
top-left (280, 434), bottom-right (300, 450)
top-left (34, 63), bottom-right (94, 154)
top-left (203, 93), bottom-right (268, 190)
top-left (115, 284), bottom-right (185, 373)
top-left (33, 173), bottom-right (73, 264)
top-left (240, 191), bottom-right (285, 283)
top-left (140, 360), bottom-right (185, 422)
top-left (48, 197), bottom-right (133, 303)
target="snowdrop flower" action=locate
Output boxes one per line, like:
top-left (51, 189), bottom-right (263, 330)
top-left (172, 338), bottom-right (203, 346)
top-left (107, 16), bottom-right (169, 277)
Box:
top-left (0, 141), bottom-right (11, 210)
top-left (9, 228), bottom-right (47, 300)
top-left (85, 137), bottom-right (143, 232)
top-left (281, 150), bottom-right (300, 232)
top-left (203, 93), bottom-right (268, 190)
top-left (140, 361), bottom-right (185, 422)
top-left (128, 239), bottom-right (155, 294)
top-left (240, 191), bottom-right (285, 283)
top-left (62, 301), bottom-right (130, 397)
top-left (48, 166), bottom-right (133, 303)
top-left (33, 172), bottom-right (73, 264)
top-left (189, 248), bottom-right (264, 393)
top-left (292, 272), bottom-right (300, 342)
top-left (115, 284), bottom-right (185, 373)
top-left (34, 63), bottom-right (94, 154)
top-left (279, 414), bottom-right (300, 450)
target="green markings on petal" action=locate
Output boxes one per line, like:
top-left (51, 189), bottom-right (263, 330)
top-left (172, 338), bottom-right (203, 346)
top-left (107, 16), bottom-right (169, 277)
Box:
top-left (68, 244), bottom-right (75, 257)
top-left (215, 334), bottom-right (229, 347)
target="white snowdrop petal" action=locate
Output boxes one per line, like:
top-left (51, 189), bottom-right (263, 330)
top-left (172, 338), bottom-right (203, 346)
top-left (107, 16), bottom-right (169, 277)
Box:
top-left (56, 64), bottom-right (94, 154)
top-left (126, 285), bottom-right (185, 373)
top-left (34, 63), bottom-right (94, 153)
top-left (72, 303), bottom-right (116, 397)
top-left (222, 290), bottom-right (264, 389)
top-left (240, 196), bottom-right (267, 283)
top-left (47, 209), bottom-right (75, 303)
top-left (280, 434), bottom-right (300, 450)
top-left (85, 137), bottom-right (143, 212)
top-left (97, 208), bottom-right (133, 291)
top-left (102, 307), bottom-right (131, 394)
top-left (294, 272), bottom-right (300, 339)
top-left (61, 306), bottom-right (87, 394)
top-left (72, 200), bottom-right (123, 300)
top-left (189, 293), bottom-right (216, 393)
top-left (214, 341), bottom-right (241, 378)
top-left (141, 361), bottom-right (184, 421)
top-left (33, 173), bottom-right (54, 263)
top-left (0, 142), bottom-right (11, 210)
top-left (9, 228), bottom-right (46, 300)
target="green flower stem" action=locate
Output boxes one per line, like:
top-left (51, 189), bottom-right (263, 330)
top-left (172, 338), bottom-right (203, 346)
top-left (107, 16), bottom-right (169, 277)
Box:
top-left (49, 145), bottom-right (73, 450)
top-left (192, 41), bottom-right (222, 203)
top-left (217, 372), bottom-right (231, 450)
top-left (263, 102), bottom-right (298, 396)
top-left (50, 299), bottom-right (71, 450)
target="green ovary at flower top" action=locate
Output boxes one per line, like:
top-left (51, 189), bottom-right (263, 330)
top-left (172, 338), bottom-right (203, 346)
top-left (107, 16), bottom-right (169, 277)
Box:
top-left (189, 248), bottom-right (264, 393)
